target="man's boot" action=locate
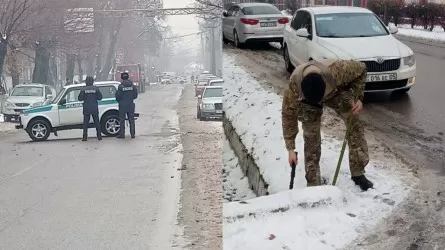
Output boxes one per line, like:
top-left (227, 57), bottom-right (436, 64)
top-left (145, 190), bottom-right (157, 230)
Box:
top-left (351, 175), bottom-right (374, 191)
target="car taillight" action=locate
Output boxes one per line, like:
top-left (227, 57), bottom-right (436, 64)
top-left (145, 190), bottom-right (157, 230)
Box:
top-left (278, 17), bottom-right (289, 24)
top-left (240, 18), bottom-right (259, 25)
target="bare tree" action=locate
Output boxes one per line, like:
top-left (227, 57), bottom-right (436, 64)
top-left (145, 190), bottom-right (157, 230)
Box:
top-left (285, 0), bottom-right (298, 15)
top-left (0, 0), bottom-right (46, 80)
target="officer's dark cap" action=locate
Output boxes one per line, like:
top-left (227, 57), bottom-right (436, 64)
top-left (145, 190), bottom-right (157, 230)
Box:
top-left (301, 73), bottom-right (326, 104)
top-left (85, 76), bottom-right (94, 86)
top-left (121, 72), bottom-right (129, 80)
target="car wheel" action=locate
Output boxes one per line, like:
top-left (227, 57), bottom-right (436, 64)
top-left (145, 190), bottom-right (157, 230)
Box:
top-left (284, 46), bottom-right (295, 73)
top-left (4, 115), bottom-right (12, 122)
top-left (28, 119), bottom-right (51, 142)
top-left (234, 30), bottom-right (244, 49)
top-left (101, 114), bottom-right (121, 137)
top-left (223, 32), bottom-right (229, 44)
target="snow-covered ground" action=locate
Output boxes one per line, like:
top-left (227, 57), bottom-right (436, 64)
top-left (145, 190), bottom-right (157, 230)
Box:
top-left (0, 114), bottom-right (15, 133)
top-left (222, 54), bottom-right (417, 249)
top-left (396, 24), bottom-right (445, 43)
top-left (223, 139), bottom-right (256, 203)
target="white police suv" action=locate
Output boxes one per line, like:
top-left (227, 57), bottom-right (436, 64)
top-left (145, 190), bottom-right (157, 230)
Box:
top-left (15, 81), bottom-right (139, 141)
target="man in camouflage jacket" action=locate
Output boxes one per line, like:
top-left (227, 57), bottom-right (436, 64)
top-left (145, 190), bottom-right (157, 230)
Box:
top-left (281, 59), bottom-right (374, 191)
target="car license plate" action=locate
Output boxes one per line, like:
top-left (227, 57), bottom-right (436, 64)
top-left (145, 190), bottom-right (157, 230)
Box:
top-left (260, 22), bottom-right (277, 27)
top-left (215, 110), bottom-right (223, 114)
top-left (366, 73), bottom-right (397, 82)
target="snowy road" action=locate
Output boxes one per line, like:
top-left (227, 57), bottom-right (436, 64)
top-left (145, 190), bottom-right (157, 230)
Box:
top-left (222, 41), bottom-right (445, 249)
top-left (0, 84), bottom-right (221, 249)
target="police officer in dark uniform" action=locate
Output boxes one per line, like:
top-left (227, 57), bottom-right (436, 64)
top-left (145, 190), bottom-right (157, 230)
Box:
top-left (115, 72), bottom-right (138, 139)
top-left (78, 76), bottom-right (103, 141)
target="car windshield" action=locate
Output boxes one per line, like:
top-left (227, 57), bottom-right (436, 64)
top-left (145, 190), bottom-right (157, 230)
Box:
top-left (315, 12), bottom-right (389, 38)
top-left (52, 89), bottom-right (66, 104)
top-left (242, 5), bottom-right (281, 15)
top-left (203, 88), bottom-right (222, 98)
top-left (11, 86), bottom-right (43, 97)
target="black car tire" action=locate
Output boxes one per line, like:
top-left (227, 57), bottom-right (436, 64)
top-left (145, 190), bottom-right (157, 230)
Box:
top-left (27, 119), bottom-right (51, 142)
top-left (101, 114), bottom-right (121, 137)
top-left (234, 30), bottom-right (244, 49)
top-left (4, 115), bottom-right (12, 122)
top-left (284, 45), bottom-right (295, 73)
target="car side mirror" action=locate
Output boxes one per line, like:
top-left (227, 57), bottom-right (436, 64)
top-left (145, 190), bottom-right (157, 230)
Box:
top-left (46, 94), bottom-right (53, 100)
top-left (198, 95), bottom-right (202, 99)
top-left (388, 24), bottom-right (398, 34)
top-left (223, 11), bottom-right (228, 17)
top-left (59, 99), bottom-right (67, 105)
top-left (296, 28), bottom-right (311, 38)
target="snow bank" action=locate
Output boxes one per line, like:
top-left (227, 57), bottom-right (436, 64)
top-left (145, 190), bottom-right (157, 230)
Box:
top-left (223, 139), bottom-right (256, 202)
top-left (0, 114), bottom-right (16, 133)
top-left (394, 23), bottom-right (445, 43)
top-left (222, 53), bottom-right (415, 249)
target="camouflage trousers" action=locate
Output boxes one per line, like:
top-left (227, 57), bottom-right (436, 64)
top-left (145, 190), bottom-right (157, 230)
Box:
top-left (297, 91), bottom-right (369, 186)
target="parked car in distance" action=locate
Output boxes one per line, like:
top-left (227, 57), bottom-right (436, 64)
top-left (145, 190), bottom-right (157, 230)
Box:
top-left (195, 74), bottom-right (218, 96)
top-left (197, 86), bottom-right (223, 121)
top-left (283, 6), bottom-right (416, 93)
top-left (2, 83), bottom-right (54, 122)
top-left (15, 81), bottom-right (139, 141)
top-left (222, 2), bottom-right (289, 48)
top-left (208, 79), bottom-right (224, 86)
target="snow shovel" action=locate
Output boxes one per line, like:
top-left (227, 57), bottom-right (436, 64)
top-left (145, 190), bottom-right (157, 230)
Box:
top-left (331, 114), bottom-right (353, 186)
top-left (289, 162), bottom-right (296, 189)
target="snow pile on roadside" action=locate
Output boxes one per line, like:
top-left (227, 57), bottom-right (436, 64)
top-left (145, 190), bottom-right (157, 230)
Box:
top-left (222, 53), bottom-right (415, 249)
top-left (0, 115), bottom-right (15, 133)
top-left (281, 10), bottom-right (293, 19)
top-left (223, 139), bottom-right (256, 203)
top-left (393, 23), bottom-right (445, 43)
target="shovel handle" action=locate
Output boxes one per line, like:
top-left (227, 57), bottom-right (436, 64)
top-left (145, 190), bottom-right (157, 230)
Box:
top-left (289, 162), bottom-right (296, 190)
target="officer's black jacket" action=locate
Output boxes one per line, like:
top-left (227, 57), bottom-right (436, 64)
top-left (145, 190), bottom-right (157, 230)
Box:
top-left (115, 80), bottom-right (138, 112)
top-left (78, 85), bottom-right (103, 115)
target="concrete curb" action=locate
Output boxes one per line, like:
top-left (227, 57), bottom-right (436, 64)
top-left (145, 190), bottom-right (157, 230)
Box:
top-left (223, 112), bottom-right (269, 197)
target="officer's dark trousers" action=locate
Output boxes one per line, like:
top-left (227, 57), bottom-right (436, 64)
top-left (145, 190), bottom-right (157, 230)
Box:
top-left (119, 110), bottom-right (135, 137)
top-left (83, 114), bottom-right (102, 139)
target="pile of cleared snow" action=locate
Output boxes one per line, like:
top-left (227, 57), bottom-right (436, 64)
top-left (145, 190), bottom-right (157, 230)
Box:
top-left (394, 23), bottom-right (445, 43)
top-left (0, 114), bottom-right (16, 133)
top-left (222, 53), bottom-right (415, 249)
top-left (223, 139), bottom-right (256, 203)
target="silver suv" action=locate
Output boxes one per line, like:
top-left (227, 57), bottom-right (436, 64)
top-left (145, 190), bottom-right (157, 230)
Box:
top-left (2, 83), bottom-right (54, 122)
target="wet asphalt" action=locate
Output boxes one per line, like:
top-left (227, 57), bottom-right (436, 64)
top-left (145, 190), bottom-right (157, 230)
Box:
top-left (362, 37), bottom-right (445, 170)
top-left (0, 84), bottom-right (184, 249)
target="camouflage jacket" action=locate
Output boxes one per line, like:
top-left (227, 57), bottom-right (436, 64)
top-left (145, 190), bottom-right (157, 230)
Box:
top-left (282, 59), bottom-right (367, 151)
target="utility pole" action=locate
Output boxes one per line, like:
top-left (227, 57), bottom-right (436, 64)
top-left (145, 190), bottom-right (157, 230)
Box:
top-left (210, 20), bottom-right (217, 76)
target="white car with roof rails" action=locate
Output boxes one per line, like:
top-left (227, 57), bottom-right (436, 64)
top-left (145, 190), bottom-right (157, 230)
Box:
top-left (207, 79), bottom-right (224, 86)
top-left (283, 6), bottom-right (416, 93)
top-left (15, 81), bottom-right (139, 142)
top-left (2, 83), bottom-right (54, 122)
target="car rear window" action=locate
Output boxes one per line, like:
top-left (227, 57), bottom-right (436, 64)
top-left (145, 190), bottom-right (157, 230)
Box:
top-left (242, 5), bottom-right (281, 15)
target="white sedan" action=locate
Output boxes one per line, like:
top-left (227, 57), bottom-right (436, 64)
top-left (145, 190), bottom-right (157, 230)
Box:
top-left (283, 6), bottom-right (416, 93)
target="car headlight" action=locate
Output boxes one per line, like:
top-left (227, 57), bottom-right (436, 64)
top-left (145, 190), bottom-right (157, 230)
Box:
top-left (403, 55), bottom-right (415, 67)
top-left (31, 102), bottom-right (43, 107)
top-left (5, 101), bottom-right (14, 107)
top-left (202, 103), bottom-right (215, 110)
